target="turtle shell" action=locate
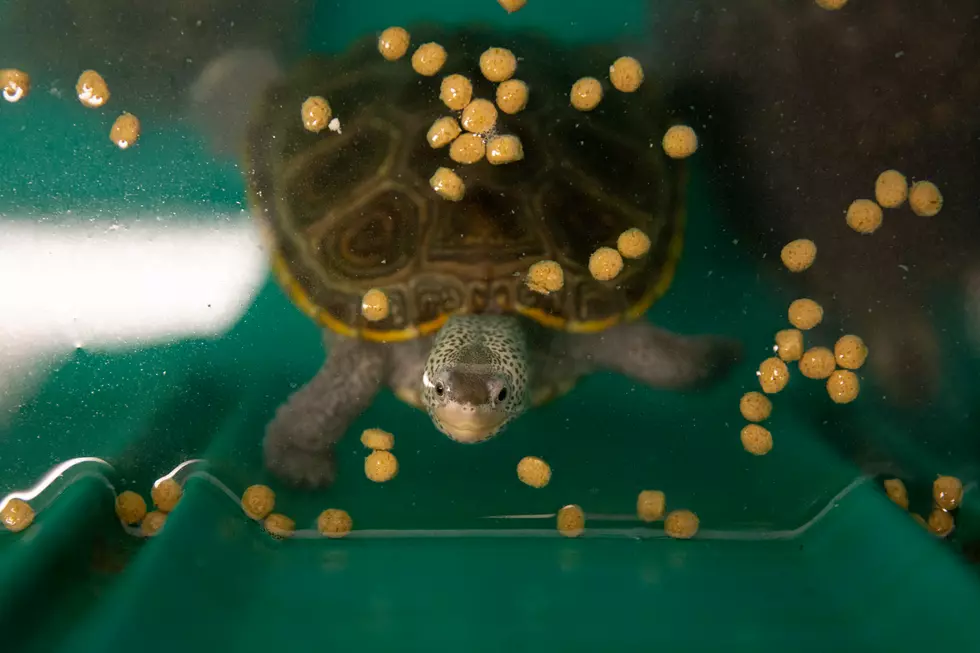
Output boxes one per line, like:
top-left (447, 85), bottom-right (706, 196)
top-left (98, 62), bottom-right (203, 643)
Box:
top-left (246, 26), bottom-right (686, 342)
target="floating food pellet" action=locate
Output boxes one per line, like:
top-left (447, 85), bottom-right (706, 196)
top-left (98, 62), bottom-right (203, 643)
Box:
top-left (461, 98), bottom-right (498, 134)
top-left (834, 335), bottom-right (867, 369)
top-left (360, 428), bottom-right (395, 451)
top-left (775, 329), bottom-right (804, 362)
top-left (780, 239), bottom-right (817, 272)
top-left (317, 509), bottom-right (353, 539)
top-left (927, 508), bottom-right (954, 538)
top-left (151, 478), bottom-right (182, 513)
top-left (846, 199), bottom-right (883, 234)
top-left (589, 247), bottom-right (624, 281)
top-left (826, 369), bottom-right (860, 404)
top-left (109, 112), bottom-right (140, 149)
top-left (1, 498), bottom-right (34, 533)
top-left (440, 74), bottom-right (473, 111)
top-left (263, 513), bottom-right (295, 539)
top-left (617, 228), bottom-right (651, 259)
top-left (365, 450), bottom-right (399, 483)
top-left (496, 79), bottom-right (528, 114)
top-left (497, 0), bottom-right (526, 12)
top-left (909, 181), bottom-right (943, 217)
top-left (430, 167), bottom-right (466, 201)
top-left (140, 511), bottom-right (167, 537)
top-left (411, 42), bottom-right (447, 76)
top-left (788, 298), bottom-right (823, 330)
top-left (662, 125), bottom-right (698, 159)
top-left (609, 56), bottom-right (644, 93)
top-left (1, 68), bottom-right (30, 102)
top-left (328, 118), bottom-right (342, 133)
top-left (300, 96), bottom-right (331, 133)
top-left (815, 0), bottom-right (848, 9)
top-left (739, 391), bottom-right (772, 422)
top-left (570, 77), bottom-right (603, 111)
top-left (115, 491), bottom-right (147, 525)
top-left (636, 490), bottom-right (666, 522)
top-left (526, 260), bottom-right (564, 295)
top-left (449, 133), bottom-right (486, 165)
top-left (557, 504), bottom-right (585, 538)
top-left (664, 509), bottom-right (699, 539)
top-left (758, 357), bottom-right (790, 394)
top-left (516, 456), bottom-right (552, 488)
top-left (479, 47), bottom-right (517, 83)
top-left (241, 484), bottom-right (276, 520)
top-left (76, 69), bottom-right (110, 108)
top-left (875, 170), bottom-right (908, 208)
top-left (361, 288), bottom-right (390, 321)
top-left (884, 478), bottom-right (909, 510)
top-left (486, 134), bottom-right (523, 165)
top-left (933, 475), bottom-right (963, 511)
top-left (799, 347), bottom-right (836, 379)
top-left (740, 424), bottom-right (773, 456)
top-left (378, 27), bottom-right (410, 61)
top-left (427, 116), bottom-right (462, 148)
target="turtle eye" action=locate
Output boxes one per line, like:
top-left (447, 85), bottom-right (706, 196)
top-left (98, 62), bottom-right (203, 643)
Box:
top-left (497, 387), bottom-right (508, 402)
top-left (434, 382), bottom-right (445, 396)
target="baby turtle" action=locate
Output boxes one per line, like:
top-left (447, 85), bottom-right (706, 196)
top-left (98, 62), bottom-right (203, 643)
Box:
top-left (244, 27), bottom-right (739, 487)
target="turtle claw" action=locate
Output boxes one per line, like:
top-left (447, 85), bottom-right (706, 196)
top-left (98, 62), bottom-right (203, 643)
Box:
top-left (263, 431), bottom-right (338, 489)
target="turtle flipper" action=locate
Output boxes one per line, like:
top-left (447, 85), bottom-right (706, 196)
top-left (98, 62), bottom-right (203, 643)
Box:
top-left (263, 334), bottom-right (386, 488)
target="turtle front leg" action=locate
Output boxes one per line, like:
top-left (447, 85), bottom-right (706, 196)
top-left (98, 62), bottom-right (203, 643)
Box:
top-left (570, 320), bottom-right (740, 389)
top-left (264, 333), bottom-right (387, 488)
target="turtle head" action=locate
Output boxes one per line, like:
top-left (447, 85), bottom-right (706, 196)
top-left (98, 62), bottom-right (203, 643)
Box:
top-left (421, 316), bottom-right (530, 443)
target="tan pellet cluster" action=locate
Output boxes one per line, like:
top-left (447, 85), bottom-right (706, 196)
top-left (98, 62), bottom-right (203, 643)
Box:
top-left (317, 508), bottom-right (353, 538)
top-left (589, 247), bottom-right (623, 281)
top-left (496, 79), bottom-right (528, 114)
top-left (740, 424), bottom-right (773, 455)
top-left (526, 260), bottom-right (564, 294)
top-left (497, 0), bottom-right (526, 12)
top-left (140, 511), bottom-right (166, 537)
top-left (636, 490), bottom-right (666, 522)
top-left (662, 125), bottom-right (698, 159)
top-left (846, 199), bottom-right (883, 234)
top-left (883, 478), bottom-right (909, 510)
top-left (449, 133), bottom-right (485, 164)
top-left (361, 288), bottom-right (390, 321)
top-left (151, 478), bottom-right (182, 513)
top-left (440, 74), bottom-right (473, 111)
top-left (758, 357), bottom-right (789, 393)
top-left (609, 56), bottom-right (644, 93)
top-left (1, 68), bottom-right (30, 102)
top-left (1, 498), bottom-right (34, 532)
top-left (110, 112), bottom-right (140, 149)
top-left (775, 329), bottom-right (804, 362)
top-left (430, 167), bottom-right (466, 201)
top-left (263, 513), bottom-right (295, 539)
top-left (834, 335), bottom-right (867, 369)
top-left (411, 42), bottom-right (447, 76)
top-left (427, 116), bottom-right (462, 149)
top-left (780, 239), bottom-right (817, 272)
top-left (378, 27), bottom-right (410, 61)
top-left (739, 391), bottom-right (772, 422)
top-left (664, 509), bottom-right (699, 539)
top-left (875, 170), bottom-right (908, 208)
top-left (516, 456), bottom-right (552, 488)
top-left (76, 69), bottom-right (110, 108)
top-left (788, 298), bottom-right (823, 330)
top-left (933, 475), bottom-right (963, 511)
top-left (557, 504), bottom-right (585, 538)
top-left (486, 134), bottom-right (523, 165)
top-left (241, 484), bottom-right (276, 520)
top-left (115, 491), bottom-right (147, 525)
top-left (826, 370), bottom-right (859, 403)
top-left (570, 77), bottom-right (603, 111)
top-left (360, 428), bottom-right (395, 450)
top-left (301, 96), bottom-right (331, 133)
top-left (617, 228), bottom-right (651, 259)
top-left (461, 99), bottom-right (498, 134)
top-left (365, 450), bottom-right (399, 482)
top-left (799, 347), bottom-right (835, 379)
top-left (479, 47), bottom-right (517, 82)
top-left (815, 0), bottom-right (848, 9)
top-left (909, 181), bottom-right (943, 217)
top-left (928, 508), bottom-right (954, 537)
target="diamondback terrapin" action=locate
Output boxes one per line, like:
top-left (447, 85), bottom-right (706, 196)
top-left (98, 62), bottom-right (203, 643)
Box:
top-left (244, 26), bottom-right (739, 487)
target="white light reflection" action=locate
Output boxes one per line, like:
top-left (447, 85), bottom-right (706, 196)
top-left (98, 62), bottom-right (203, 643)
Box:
top-left (0, 456), bottom-right (113, 513)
